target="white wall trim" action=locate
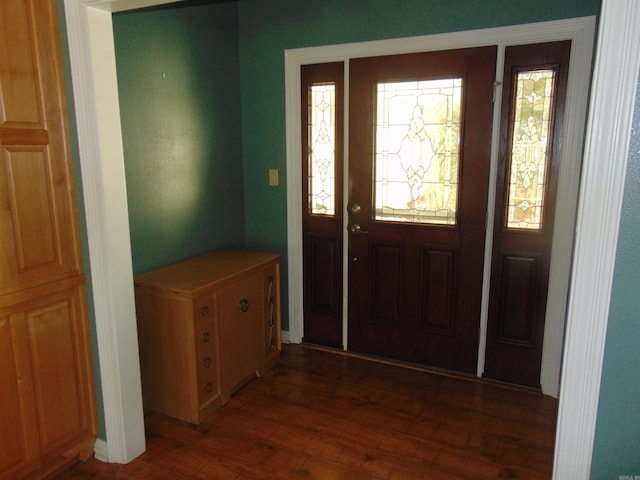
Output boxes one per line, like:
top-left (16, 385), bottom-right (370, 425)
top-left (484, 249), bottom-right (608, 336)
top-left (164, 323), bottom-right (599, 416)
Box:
top-left (284, 51), bottom-right (304, 345)
top-left (553, 0), bottom-right (640, 478)
top-left (540, 16), bottom-right (596, 397)
top-left (93, 438), bottom-right (109, 463)
top-left (83, 0), bottom-right (185, 12)
top-left (285, 17), bottom-right (595, 397)
top-left (63, 0), bottom-right (147, 464)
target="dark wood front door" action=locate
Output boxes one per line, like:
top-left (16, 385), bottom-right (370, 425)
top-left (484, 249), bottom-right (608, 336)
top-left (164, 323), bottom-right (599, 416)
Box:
top-left (301, 42), bottom-right (572, 383)
top-left (347, 47), bottom-right (497, 373)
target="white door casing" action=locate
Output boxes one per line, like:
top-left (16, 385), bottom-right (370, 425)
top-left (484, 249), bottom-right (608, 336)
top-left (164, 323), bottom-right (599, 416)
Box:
top-left (63, 0), bottom-right (188, 464)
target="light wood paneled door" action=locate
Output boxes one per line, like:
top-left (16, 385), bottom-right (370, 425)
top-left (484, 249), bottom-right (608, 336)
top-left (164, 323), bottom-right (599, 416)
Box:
top-left (0, 1), bottom-right (98, 478)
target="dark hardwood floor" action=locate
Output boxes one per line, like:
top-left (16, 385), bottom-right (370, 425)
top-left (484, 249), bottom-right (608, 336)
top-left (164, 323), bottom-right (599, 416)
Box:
top-left (56, 344), bottom-right (558, 479)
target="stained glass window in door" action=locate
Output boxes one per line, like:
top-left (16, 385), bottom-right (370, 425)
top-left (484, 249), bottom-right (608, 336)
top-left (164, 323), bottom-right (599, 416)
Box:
top-left (308, 83), bottom-right (336, 216)
top-left (506, 69), bottom-right (556, 230)
top-left (375, 78), bottom-right (462, 225)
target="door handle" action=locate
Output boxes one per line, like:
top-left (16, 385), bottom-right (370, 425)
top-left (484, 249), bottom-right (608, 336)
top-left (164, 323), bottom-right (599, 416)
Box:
top-left (349, 224), bottom-right (369, 234)
top-left (238, 299), bottom-right (250, 312)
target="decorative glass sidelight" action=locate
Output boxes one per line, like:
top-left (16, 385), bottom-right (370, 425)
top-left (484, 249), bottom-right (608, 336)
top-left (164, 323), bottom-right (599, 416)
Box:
top-left (308, 83), bottom-right (336, 216)
top-left (375, 78), bottom-right (463, 225)
top-left (506, 69), bottom-right (556, 230)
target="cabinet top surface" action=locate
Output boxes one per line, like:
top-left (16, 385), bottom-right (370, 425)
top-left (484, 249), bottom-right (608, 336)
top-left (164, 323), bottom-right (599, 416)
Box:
top-left (134, 250), bottom-right (281, 295)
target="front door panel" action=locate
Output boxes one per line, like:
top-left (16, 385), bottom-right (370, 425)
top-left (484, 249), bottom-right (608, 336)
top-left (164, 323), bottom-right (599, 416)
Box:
top-left (347, 47), bottom-right (496, 372)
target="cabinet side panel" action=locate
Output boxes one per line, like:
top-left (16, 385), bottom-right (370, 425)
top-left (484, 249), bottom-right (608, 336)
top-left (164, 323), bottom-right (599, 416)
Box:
top-left (0, 0), bottom-right (83, 296)
top-left (25, 285), bottom-right (95, 452)
top-left (135, 289), bottom-right (196, 422)
top-left (0, 314), bottom-right (38, 477)
top-left (4, 149), bottom-right (58, 273)
top-left (0, 0), bottom-right (42, 126)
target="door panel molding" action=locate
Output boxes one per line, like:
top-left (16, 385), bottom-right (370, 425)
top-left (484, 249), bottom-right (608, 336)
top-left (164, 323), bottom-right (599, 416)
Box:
top-left (368, 243), bottom-right (402, 328)
top-left (306, 235), bottom-right (338, 315)
top-left (494, 253), bottom-right (542, 348)
top-left (418, 248), bottom-right (456, 335)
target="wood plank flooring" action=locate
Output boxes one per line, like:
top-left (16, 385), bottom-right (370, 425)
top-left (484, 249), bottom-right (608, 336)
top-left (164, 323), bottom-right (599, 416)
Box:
top-left (56, 344), bottom-right (558, 479)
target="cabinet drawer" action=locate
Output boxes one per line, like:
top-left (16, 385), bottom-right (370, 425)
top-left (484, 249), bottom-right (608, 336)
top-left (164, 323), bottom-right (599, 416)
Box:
top-left (193, 295), bottom-right (215, 347)
top-left (196, 347), bottom-right (218, 403)
top-left (218, 277), bottom-right (260, 322)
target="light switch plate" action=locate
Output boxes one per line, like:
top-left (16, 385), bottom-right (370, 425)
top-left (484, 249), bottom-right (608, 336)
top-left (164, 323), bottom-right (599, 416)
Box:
top-left (269, 168), bottom-right (279, 186)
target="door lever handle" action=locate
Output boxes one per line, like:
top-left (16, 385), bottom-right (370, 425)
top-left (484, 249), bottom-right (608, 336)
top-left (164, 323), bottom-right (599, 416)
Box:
top-left (349, 224), bottom-right (369, 234)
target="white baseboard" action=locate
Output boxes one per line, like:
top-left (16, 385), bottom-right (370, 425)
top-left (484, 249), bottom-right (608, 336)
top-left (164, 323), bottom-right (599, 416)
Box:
top-left (281, 330), bottom-right (292, 344)
top-left (93, 438), bottom-right (109, 463)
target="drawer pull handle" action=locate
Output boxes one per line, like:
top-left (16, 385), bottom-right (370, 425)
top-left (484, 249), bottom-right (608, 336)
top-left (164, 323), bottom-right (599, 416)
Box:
top-left (203, 358), bottom-right (212, 368)
top-left (238, 299), bottom-right (250, 312)
top-left (205, 383), bottom-right (213, 393)
top-left (200, 306), bottom-right (209, 317)
top-left (202, 332), bottom-right (211, 343)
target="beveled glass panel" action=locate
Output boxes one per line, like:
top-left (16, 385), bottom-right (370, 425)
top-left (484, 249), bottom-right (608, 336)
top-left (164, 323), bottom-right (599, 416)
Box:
top-left (506, 69), bottom-right (556, 230)
top-left (308, 84), bottom-right (336, 216)
top-left (375, 78), bottom-right (462, 225)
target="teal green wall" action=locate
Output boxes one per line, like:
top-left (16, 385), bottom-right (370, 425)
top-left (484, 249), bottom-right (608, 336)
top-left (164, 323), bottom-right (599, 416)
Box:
top-left (113, 1), bottom-right (245, 275)
top-left (237, 0), bottom-right (601, 329)
top-left (591, 74), bottom-right (640, 478)
top-left (55, 0), bottom-right (106, 441)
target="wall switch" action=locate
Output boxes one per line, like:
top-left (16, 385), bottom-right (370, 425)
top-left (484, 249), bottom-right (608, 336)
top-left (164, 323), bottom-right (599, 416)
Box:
top-left (269, 168), bottom-right (279, 186)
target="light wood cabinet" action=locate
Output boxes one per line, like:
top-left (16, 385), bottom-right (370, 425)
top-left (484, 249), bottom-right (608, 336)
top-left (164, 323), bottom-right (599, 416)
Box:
top-left (134, 250), bottom-right (282, 424)
top-left (0, 1), bottom-right (98, 479)
top-left (0, 279), bottom-right (96, 479)
top-left (0, 0), bottom-right (84, 296)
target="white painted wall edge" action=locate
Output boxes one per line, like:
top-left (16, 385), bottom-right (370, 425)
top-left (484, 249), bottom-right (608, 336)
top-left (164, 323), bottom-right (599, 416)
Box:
top-left (83, 0), bottom-right (185, 12)
top-left (93, 438), bottom-right (109, 463)
top-left (63, 0), bottom-right (145, 464)
top-left (553, 0), bottom-right (640, 478)
top-left (540, 15), bottom-right (596, 397)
